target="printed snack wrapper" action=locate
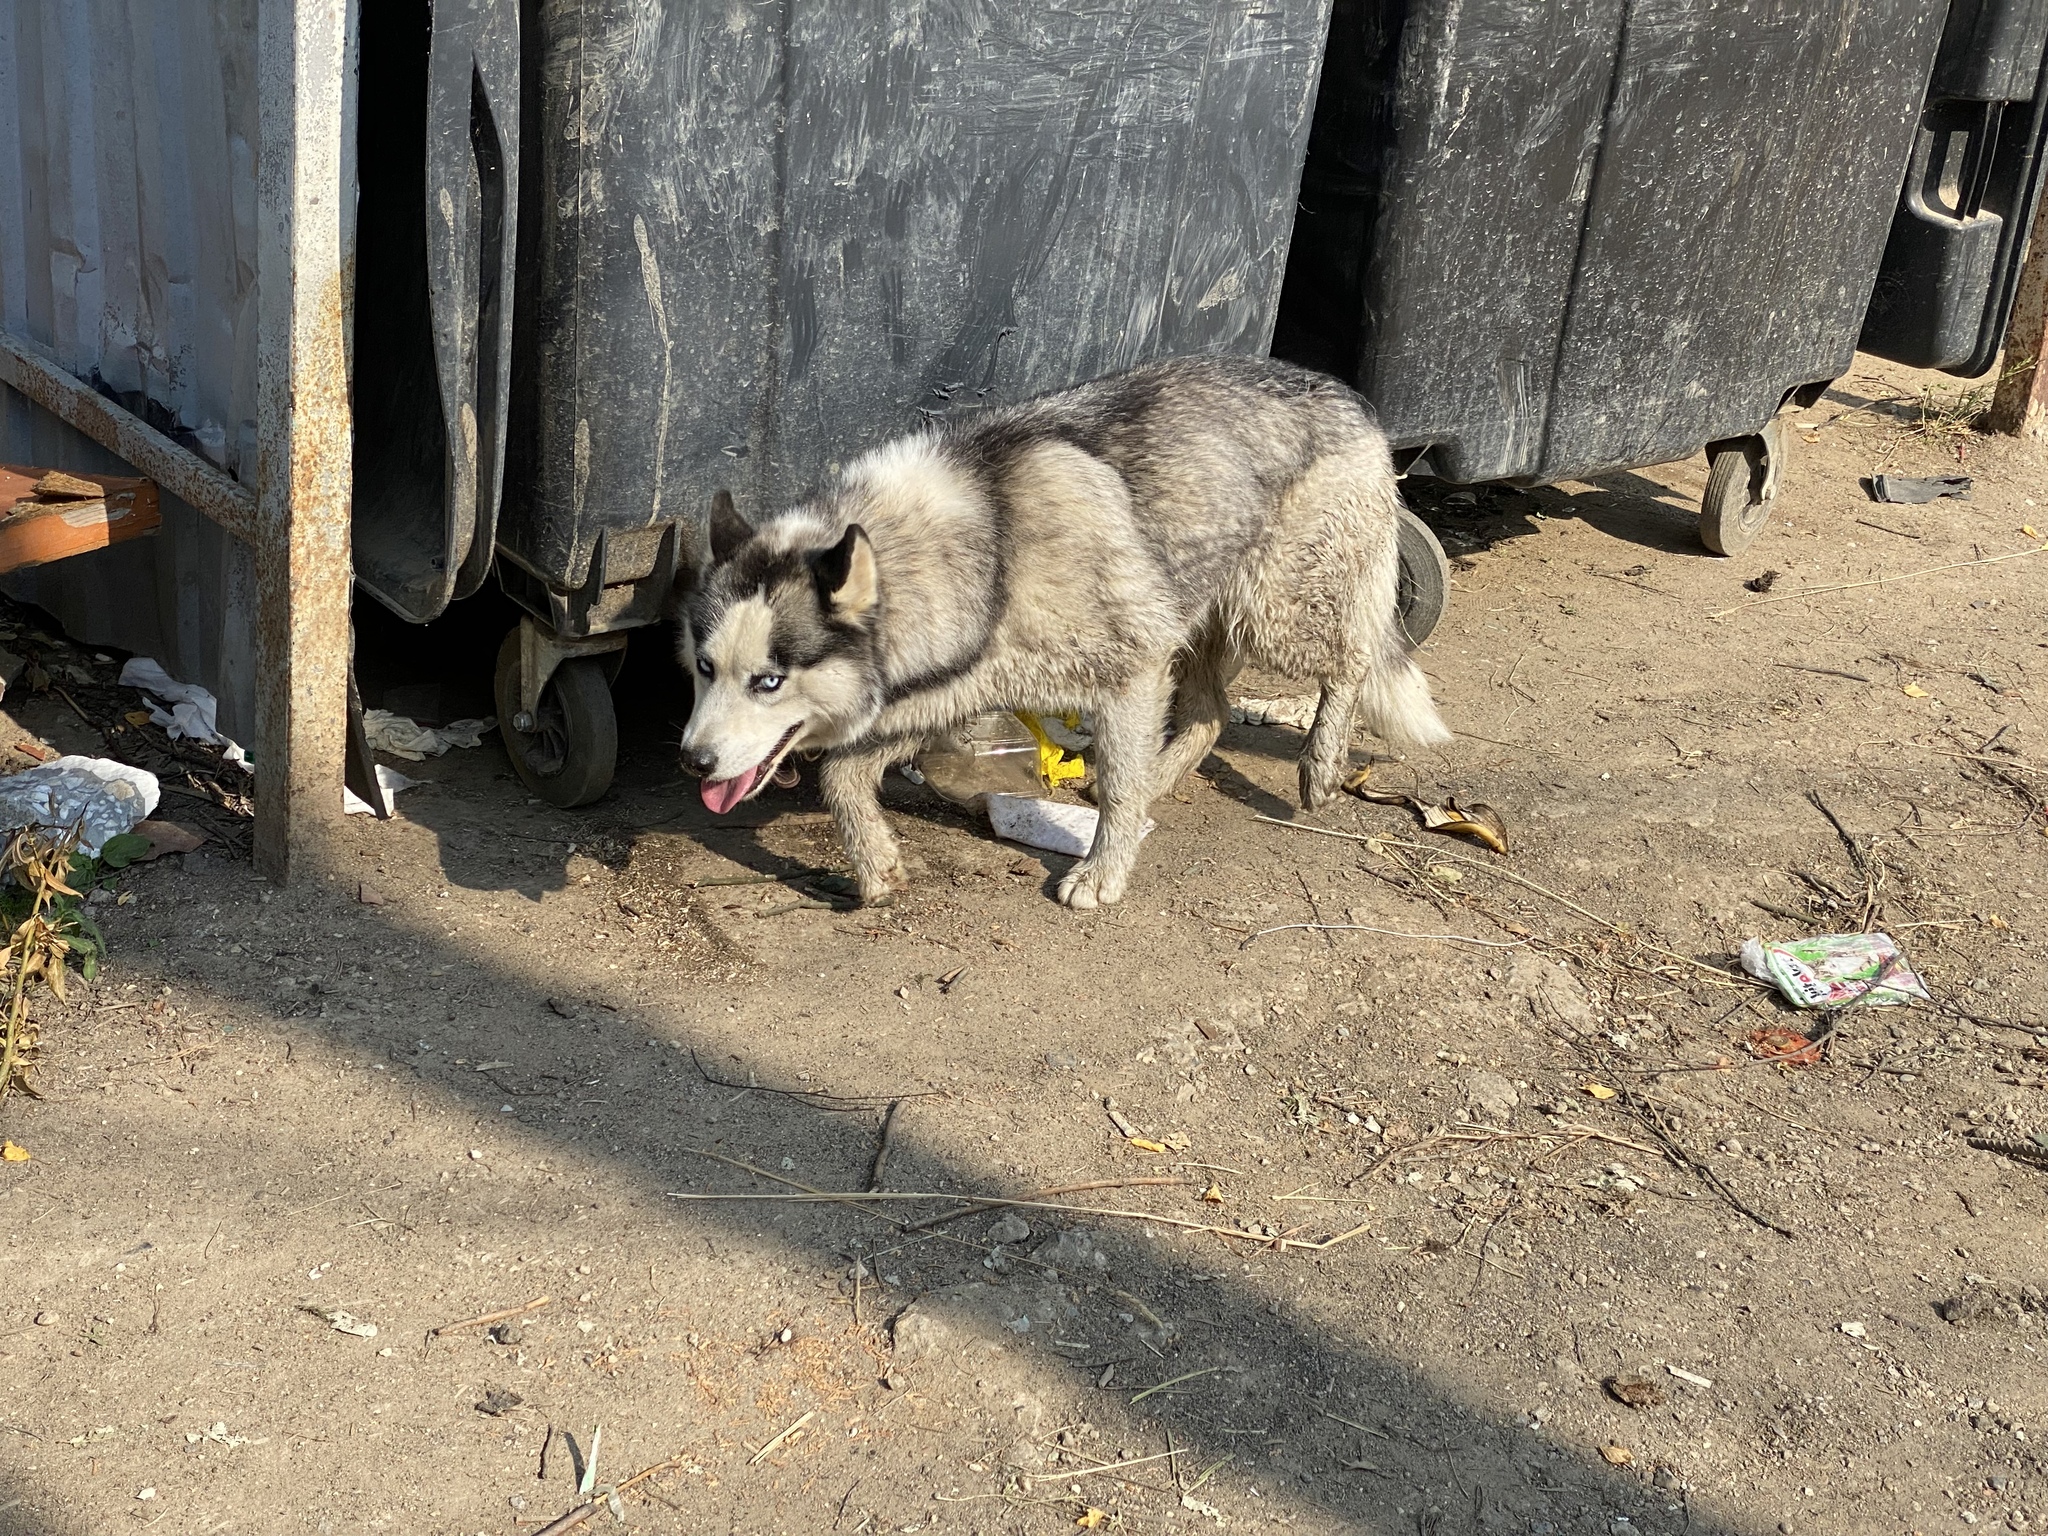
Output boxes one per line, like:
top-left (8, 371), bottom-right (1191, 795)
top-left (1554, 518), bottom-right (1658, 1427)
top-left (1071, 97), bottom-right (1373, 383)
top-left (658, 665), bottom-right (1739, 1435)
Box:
top-left (1739, 932), bottom-right (1930, 1010)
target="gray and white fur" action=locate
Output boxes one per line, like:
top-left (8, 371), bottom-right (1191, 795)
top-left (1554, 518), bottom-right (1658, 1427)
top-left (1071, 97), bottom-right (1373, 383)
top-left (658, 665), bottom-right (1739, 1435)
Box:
top-left (676, 355), bottom-right (1451, 909)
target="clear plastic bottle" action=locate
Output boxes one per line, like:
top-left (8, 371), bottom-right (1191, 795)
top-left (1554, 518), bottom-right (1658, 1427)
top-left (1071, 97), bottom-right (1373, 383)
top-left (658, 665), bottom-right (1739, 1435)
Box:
top-left (914, 713), bottom-right (1047, 805)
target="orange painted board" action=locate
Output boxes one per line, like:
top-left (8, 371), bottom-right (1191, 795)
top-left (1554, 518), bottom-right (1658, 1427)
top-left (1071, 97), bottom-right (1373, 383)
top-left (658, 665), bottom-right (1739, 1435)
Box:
top-left (0, 464), bottom-right (161, 575)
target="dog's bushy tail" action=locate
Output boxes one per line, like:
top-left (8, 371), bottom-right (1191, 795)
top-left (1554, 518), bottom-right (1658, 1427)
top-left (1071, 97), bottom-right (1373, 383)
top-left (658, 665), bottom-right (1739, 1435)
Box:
top-left (1357, 650), bottom-right (1453, 752)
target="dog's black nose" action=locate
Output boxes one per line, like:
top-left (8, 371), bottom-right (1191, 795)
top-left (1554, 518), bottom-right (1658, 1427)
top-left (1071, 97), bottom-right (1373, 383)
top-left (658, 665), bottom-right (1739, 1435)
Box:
top-left (680, 747), bottom-right (716, 778)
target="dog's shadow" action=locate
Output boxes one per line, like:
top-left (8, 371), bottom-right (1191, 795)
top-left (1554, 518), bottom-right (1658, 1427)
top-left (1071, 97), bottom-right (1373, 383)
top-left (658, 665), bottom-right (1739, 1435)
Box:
top-left (1193, 750), bottom-right (1296, 819)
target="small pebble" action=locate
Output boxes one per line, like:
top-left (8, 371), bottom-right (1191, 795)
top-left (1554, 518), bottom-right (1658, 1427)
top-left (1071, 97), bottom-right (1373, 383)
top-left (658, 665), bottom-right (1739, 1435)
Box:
top-left (1044, 1050), bottom-right (1080, 1071)
top-left (988, 1213), bottom-right (1032, 1246)
top-left (489, 1323), bottom-right (523, 1346)
top-left (34, 1311), bottom-right (57, 1326)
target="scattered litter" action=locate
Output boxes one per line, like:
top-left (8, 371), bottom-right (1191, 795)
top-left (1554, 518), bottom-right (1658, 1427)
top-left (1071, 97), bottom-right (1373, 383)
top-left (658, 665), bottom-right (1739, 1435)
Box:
top-left (1231, 694), bottom-right (1319, 730)
top-left (343, 764), bottom-right (419, 816)
top-left (0, 755), bottom-right (158, 856)
top-left (299, 1305), bottom-right (378, 1339)
top-left (1746, 1026), bottom-right (1823, 1067)
top-left (1604, 1377), bottom-right (1665, 1409)
top-left (1666, 1365), bottom-right (1713, 1389)
top-left (1582, 1082), bottom-right (1618, 1101)
top-left (1870, 473), bottom-right (1971, 504)
top-left (1902, 682), bottom-right (1931, 698)
top-left (1739, 933), bottom-right (1929, 1009)
top-left (987, 793), bottom-right (1151, 858)
top-left (1, 1140), bottom-right (27, 1161)
top-left (1077, 1510), bottom-right (1108, 1530)
top-left (361, 710), bottom-right (496, 761)
top-left (1838, 1321), bottom-right (1867, 1339)
top-left (1343, 772), bottom-right (1508, 853)
top-left (1599, 1444), bottom-right (1634, 1466)
top-left (580, 1422), bottom-right (603, 1494)
top-left (918, 713), bottom-right (1063, 804)
top-left (185, 1421), bottom-right (262, 1448)
top-left (117, 658), bottom-right (249, 768)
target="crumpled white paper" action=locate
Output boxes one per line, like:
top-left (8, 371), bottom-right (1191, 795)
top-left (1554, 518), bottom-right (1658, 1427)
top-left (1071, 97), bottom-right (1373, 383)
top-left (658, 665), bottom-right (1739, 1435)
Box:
top-left (117, 657), bottom-right (250, 770)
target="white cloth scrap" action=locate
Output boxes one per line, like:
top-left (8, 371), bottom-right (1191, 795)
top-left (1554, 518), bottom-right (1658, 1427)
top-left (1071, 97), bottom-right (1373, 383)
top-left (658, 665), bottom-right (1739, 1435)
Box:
top-left (361, 710), bottom-right (496, 761)
top-left (344, 764), bottom-right (419, 817)
top-left (118, 657), bottom-right (251, 770)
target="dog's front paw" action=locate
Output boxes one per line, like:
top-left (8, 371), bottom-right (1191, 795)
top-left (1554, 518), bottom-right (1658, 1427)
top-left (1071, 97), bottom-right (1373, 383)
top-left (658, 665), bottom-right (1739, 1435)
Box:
top-left (857, 861), bottom-right (911, 907)
top-left (1056, 861), bottom-right (1125, 910)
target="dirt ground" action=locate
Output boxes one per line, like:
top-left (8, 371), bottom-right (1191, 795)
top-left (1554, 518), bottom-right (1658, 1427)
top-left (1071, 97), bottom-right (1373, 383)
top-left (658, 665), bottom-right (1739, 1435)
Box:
top-left (1, 352), bottom-right (2045, 1536)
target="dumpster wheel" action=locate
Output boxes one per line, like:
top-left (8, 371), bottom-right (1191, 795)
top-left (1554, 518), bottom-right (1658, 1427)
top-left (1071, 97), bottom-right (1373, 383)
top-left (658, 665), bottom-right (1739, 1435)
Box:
top-left (1394, 506), bottom-right (1451, 649)
top-left (494, 629), bottom-right (618, 808)
top-left (1698, 433), bottom-right (1776, 556)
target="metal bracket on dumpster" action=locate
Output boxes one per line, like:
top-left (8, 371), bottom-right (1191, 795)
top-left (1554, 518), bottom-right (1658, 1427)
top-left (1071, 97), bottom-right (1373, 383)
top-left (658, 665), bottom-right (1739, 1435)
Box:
top-left (518, 616), bottom-right (627, 720)
top-left (1758, 417), bottom-right (1787, 502)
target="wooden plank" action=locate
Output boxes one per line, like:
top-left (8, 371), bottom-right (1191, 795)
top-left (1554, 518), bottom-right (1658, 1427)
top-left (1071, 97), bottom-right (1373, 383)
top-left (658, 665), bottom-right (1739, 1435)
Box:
top-left (1989, 189), bottom-right (2048, 439)
top-left (0, 463), bottom-right (162, 574)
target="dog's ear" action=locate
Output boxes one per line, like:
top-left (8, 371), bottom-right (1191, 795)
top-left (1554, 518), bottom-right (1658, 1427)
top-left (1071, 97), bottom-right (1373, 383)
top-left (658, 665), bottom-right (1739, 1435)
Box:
top-left (810, 524), bottom-right (878, 623)
top-left (708, 489), bottom-right (753, 564)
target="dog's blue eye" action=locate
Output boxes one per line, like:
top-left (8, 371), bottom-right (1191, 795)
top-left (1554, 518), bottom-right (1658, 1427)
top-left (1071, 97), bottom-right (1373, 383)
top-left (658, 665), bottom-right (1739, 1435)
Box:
top-left (753, 673), bottom-right (783, 694)
top-left (695, 656), bottom-right (713, 679)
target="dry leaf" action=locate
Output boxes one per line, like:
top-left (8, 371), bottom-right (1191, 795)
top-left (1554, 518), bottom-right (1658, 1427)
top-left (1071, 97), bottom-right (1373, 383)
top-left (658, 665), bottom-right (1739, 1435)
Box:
top-left (133, 821), bottom-right (205, 860)
top-left (1604, 1376), bottom-right (1666, 1409)
top-left (1, 1140), bottom-right (28, 1161)
top-left (124, 710), bottom-right (153, 727)
top-left (1747, 1027), bottom-right (1822, 1068)
top-left (1598, 1444), bottom-right (1634, 1466)
top-left (1126, 1137), bottom-right (1170, 1154)
top-left (1902, 683), bottom-right (1930, 698)
top-left (1077, 1510), bottom-right (1108, 1530)
top-left (1200, 1183), bottom-right (1223, 1203)
top-left (1581, 1082), bottom-right (1617, 1101)
top-left (2024, 525), bottom-right (2041, 538)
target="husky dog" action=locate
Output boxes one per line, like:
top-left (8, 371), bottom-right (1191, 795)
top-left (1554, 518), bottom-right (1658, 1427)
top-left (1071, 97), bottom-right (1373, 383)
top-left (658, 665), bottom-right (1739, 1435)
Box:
top-left (677, 355), bottom-right (1451, 909)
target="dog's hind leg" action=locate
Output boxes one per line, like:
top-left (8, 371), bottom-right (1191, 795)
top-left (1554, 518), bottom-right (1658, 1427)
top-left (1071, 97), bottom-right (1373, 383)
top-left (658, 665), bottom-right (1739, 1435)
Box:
top-left (822, 740), bottom-right (913, 905)
top-left (1298, 664), bottom-right (1365, 810)
top-left (1147, 620), bottom-right (1236, 801)
top-left (1058, 664), bottom-right (1172, 911)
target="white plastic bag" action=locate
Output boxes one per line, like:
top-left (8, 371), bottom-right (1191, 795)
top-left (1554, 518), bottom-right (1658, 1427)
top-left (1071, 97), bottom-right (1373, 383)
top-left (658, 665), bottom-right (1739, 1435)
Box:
top-left (0, 756), bottom-right (160, 856)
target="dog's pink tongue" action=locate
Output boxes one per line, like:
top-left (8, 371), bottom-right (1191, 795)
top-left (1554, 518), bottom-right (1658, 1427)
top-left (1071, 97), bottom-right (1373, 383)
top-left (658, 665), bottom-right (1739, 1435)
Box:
top-left (700, 765), bottom-right (761, 815)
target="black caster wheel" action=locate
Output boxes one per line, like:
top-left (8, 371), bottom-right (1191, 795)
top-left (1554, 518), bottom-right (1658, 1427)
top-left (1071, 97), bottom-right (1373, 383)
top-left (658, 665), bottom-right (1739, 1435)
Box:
top-left (1395, 505), bottom-right (1452, 649)
top-left (1699, 431), bottom-right (1778, 556)
top-left (494, 629), bottom-right (618, 807)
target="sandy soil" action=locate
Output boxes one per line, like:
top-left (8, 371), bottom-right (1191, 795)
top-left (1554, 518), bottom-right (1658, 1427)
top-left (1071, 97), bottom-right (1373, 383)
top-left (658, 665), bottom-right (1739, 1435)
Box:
top-left (0, 353), bottom-right (2044, 1536)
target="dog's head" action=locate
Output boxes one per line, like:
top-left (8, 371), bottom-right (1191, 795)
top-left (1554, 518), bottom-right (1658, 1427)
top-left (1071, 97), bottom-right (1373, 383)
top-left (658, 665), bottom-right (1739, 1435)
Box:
top-left (677, 490), bottom-right (882, 812)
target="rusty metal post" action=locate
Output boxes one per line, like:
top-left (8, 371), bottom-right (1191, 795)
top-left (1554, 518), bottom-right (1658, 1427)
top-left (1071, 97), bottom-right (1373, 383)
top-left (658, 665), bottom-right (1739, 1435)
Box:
top-left (1989, 191), bottom-right (2048, 440)
top-left (252, 0), bottom-right (355, 881)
